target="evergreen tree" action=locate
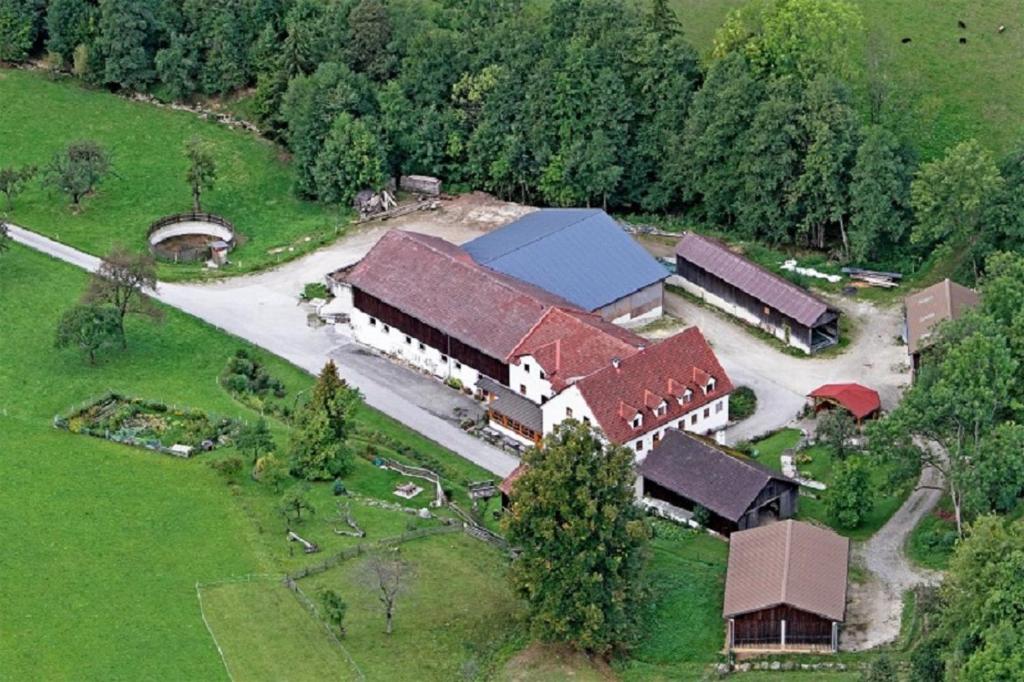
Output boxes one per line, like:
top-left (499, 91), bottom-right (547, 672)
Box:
top-left (94, 0), bottom-right (163, 90)
top-left (346, 0), bottom-right (394, 81)
top-left (504, 420), bottom-right (651, 655)
top-left (0, 0), bottom-right (44, 63)
top-left (45, 0), bottom-right (95, 65)
top-left (289, 360), bottom-right (360, 481)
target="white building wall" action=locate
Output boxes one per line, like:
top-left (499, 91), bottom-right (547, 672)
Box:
top-left (507, 354), bottom-right (555, 405)
top-left (542, 389), bottom-right (731, 461)
top-left (349, 308), bottom-right (482, 389)
top-left (668, 274), bottom-right (812, 354)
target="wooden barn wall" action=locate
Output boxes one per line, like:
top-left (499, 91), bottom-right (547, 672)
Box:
top-left (596, 281), bottom-right (664, 321)
top-left (676, 257), bottom-right (814, 340)
top-left (733, 607), bottom-right (833, 645)
top-left (353, 288), bottom-right (510, 384)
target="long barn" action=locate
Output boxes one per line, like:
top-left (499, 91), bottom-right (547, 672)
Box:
top-left (674, 233), bottom-right (840, 354)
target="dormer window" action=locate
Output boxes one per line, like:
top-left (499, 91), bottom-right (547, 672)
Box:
top-left (680, 389), bottom-right (693, 405)
top-left (705, 378), bottom-right (716, 394)
top-left (631, 414), bottom-right (643, 429)
top-left (654, 401), bottom-right (667, 417)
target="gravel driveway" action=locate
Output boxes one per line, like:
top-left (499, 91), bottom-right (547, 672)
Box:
top-left (842, 440), bottom-right (945, 650)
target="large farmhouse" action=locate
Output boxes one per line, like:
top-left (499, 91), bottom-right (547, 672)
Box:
top-left (724, 520), bottom-right (849, 653)
top-left (638, 430), bottom-right (799, 535)
top-left (329, 229), bottom-right (731, 457)
top-left (463, 209), bottom-right (668, 324)
top-left (674, 233), bottom-right (840, 354)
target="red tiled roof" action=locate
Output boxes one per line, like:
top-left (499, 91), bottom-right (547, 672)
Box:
top-left (499, 463), bottom-right (527, 496)
top-left (510, 308), bottom-right (646, 391)
top-left (575, 327), bottom-right (734, 444)
top-left (808, 383), bottom-right (881, 420)
top-left (342, 231), bottom-right (573, 360)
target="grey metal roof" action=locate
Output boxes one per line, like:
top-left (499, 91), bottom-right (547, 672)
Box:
top-left (675, 233), bottom-right (834, 328)
top-left (463, 209), bottom-right (668, 312)
top-left (638, 430), bottom-right (796, 522)
top-left (478, 377), bottom-right (543, 433)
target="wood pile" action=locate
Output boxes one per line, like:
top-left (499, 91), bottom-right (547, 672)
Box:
top-left (841, 267), bottom-right (902, 288)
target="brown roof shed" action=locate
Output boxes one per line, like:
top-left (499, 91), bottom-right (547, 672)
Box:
top-left (723, 520), bottom-right (849, 623)
top-left (904, 278), bottom-right (979, 355)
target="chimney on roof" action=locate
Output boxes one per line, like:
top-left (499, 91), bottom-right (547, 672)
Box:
top-left (611, 357), bottom-right (621, 369)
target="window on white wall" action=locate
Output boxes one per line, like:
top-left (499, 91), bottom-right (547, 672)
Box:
top-left (369, 317), bottom-right (377, 326)
top-left (635, 440), bottom-right (643, 452)
top-left (703, 407), bottom-right (710, 418)
top-left (418, 342), bottom-right (426, 351)
top-left (539, 370), bottom-right (546, 380)
top-left (524, 363), bottom-right (531, 374)
top-left (405, 335), bottom-right (412, 345)
top-left (454, 361), bottom-right (462, 370)
top-left (440, 354), bottom-right (448, 363)
top-left (716, 400), bottom-right (723, 413)
top-left (690, 414), bottom-right (698, 426)
top-left (566, 407), bottom-right (573, 418)
top-left (383, 324), bottom-right (390, 334)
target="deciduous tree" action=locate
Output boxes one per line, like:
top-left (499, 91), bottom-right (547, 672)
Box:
top-left (43, 141), bottom-right (111, 209)
top-left (54, 303), bottom-right (123, 364)
top-left (816, 408), bottom-right (856, 459)
top-left (184, 136), bottom-right (217, 212)
top-left (319, 589), bottom-right (348, 638)
top-left (312, 113), bottom-right (385, 205)
top-left (362, 547), bottom-right (408, 635)
top-left (82, 247), bottom-right (161, 348)
top-left (94, 0), bottom-right (162, 90)
top-left (45, 0), bottom-right (94, 66)
top-left (825, 456), bottom-right (871, 529)
top-left (0, 165), bottom-right (36, 211)
top-left (0, 0), bottom-right (44, 63)
top-left (279, 482), bottom-right (315, 525)
top-left (504, 420), bottom-right (651, 655)
top-left (849, 125), bottom-right (913, 263)
top-left (236, 418), bottom-right (274, 466)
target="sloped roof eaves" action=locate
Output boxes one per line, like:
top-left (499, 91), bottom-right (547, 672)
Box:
top-left (345, 231), bottom-right (568, 360)
top-left (676, 233), bottom-right (832, 327)
top-left (478, 377), bottom-right (543, 433)
top-left (639, 431), bottom-right (795, 521)
top-left (466, 210), bottom-right (668, 312)
top-left (723, 520), bottom-right (849, 622)
top-left (904, 279), bottom-right (979, 354)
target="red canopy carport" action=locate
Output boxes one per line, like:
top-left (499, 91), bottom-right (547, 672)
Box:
top-left (808, 383), bottom-right (881, 424)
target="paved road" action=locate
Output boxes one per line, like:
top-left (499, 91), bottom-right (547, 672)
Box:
top-left (843, 440), bottom-right (945, 651)
top-left (8, 223), bottom-right (519, 478)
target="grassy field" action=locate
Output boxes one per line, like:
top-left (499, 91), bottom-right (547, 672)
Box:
top-left (670, 0), bottom-right (1024, 159)
top-left (753, 428), bottom-right (910, 540)
top-left (0, 68), bottom-right (342, 280)
top-left (0, 245), bottom-right (494, 678)
top-left (198, 579), bottom-right (356, 681)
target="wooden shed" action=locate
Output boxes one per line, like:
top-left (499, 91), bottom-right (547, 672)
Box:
top-left (723, 520), bottom-right (849, 653)
top-left (674, 233), bottom-right (840, 354)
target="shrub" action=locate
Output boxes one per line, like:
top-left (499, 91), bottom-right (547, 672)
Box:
top-left (210, 455), bottom-right (244, 483)
top-left (301, 282), bottom-right (330, 300)
top-left (333, 478), bottom-right (347, 496)
top-left (692, 504), bottom-right (711, 528)
top-left (445, 377), bottom-right (463, 390)
top-left (730, 386), bottom-right (757, 421)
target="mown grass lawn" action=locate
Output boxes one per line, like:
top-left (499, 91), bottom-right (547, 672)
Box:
top-left (906, 496), bottom-right (956, 570)
top-left (0, 245), bottom-right (499, 678)
top-left (753, 428), bottom-right (910, 541)
top-left (0, 68), bottom-right (342, 280)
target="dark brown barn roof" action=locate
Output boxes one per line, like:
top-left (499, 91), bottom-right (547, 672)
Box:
top-left (675, 233), bottom-right (834, 328)
top-left (724, 520), bottom-right (849, 622)
top-left (340, 231), bottom-right (572, 360)
top-left (904, 278), bottom-right (979, 355)
top-left (638, 430), bottom-right (794, 522)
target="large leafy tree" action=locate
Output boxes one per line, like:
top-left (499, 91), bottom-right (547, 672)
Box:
top-left (45, 0), bottom-right (95, 66)
top-left (184, 136), bottom-right (217, 212)
top-left (54, 303), bottom-right (123, 364)
top-left (911, 139), bottom-right (1004, 276)
top-left (848, 125), bottom-right (913, 263)
top-left (712, 0), bottom-right (863, 83)
top-left (504, 420), bottom-right (651, 655)
top-left (312, 113), bottom-right (385, 205)
top-left (289, 360), bottom-right (360, 480)
top-left (82, 247), bottom-right (161, 348)
top-left (346, 0), bottom-right (394, 82)
top-left (43, 140), bottom-right (111, 209)
top-left (0, 0), bottom-right (44, 62)
top-left (0, 164), bottom-right (37, 211)
top-left (825, 456), bottom-right (871, 529)
top-left (94, 0), bottom-right (163, 90)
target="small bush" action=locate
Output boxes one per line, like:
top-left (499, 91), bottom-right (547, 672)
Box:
top-left (301, 282), bottom-right (330, 300)
top-left (333, 478), bottom-right (347, 496)
top-left (445, 377), bottom-right (463, 390)
top-left (729, 386), bottom-right (757, 421)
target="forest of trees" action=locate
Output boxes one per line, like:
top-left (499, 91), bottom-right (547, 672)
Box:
top-left (3, 0), bottom-right (1023, 276)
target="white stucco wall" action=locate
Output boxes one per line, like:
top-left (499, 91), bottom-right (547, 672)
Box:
top-left (542, 389), bottom-right (731, 461)
top-left (349, 309), bottom-right (481, 389)
top-left (669, 275), bottom-right (811, 354)
top-left (507, 354), bottom-right (555, 405)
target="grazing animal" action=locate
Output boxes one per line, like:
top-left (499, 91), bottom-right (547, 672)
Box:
top-left (901, 37), bottom-right (912, 43)
top-left (999, 25), bottom-right (1006, 33)
top-left (959, 37), bottom-right (967, 44)
top-left (958, 20), bottom-right (967, 29)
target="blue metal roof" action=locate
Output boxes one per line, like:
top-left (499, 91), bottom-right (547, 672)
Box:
top-left (462, 209), bottom-right (667, 312)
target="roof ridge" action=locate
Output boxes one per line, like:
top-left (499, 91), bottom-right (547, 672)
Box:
top-left (942, 278), bottom-right (954, 319)
top-left (481, 210), bottom-right (600, 261)
top-left (780, 520), bottom-right (793, 607)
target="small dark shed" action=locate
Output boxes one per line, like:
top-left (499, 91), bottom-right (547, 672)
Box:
top-left (637, 430), bottom-right (799, 535)
top-left (674, 233), bottom-right (840, 354)
top-left (724, 520), bottom-right (849, 653)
